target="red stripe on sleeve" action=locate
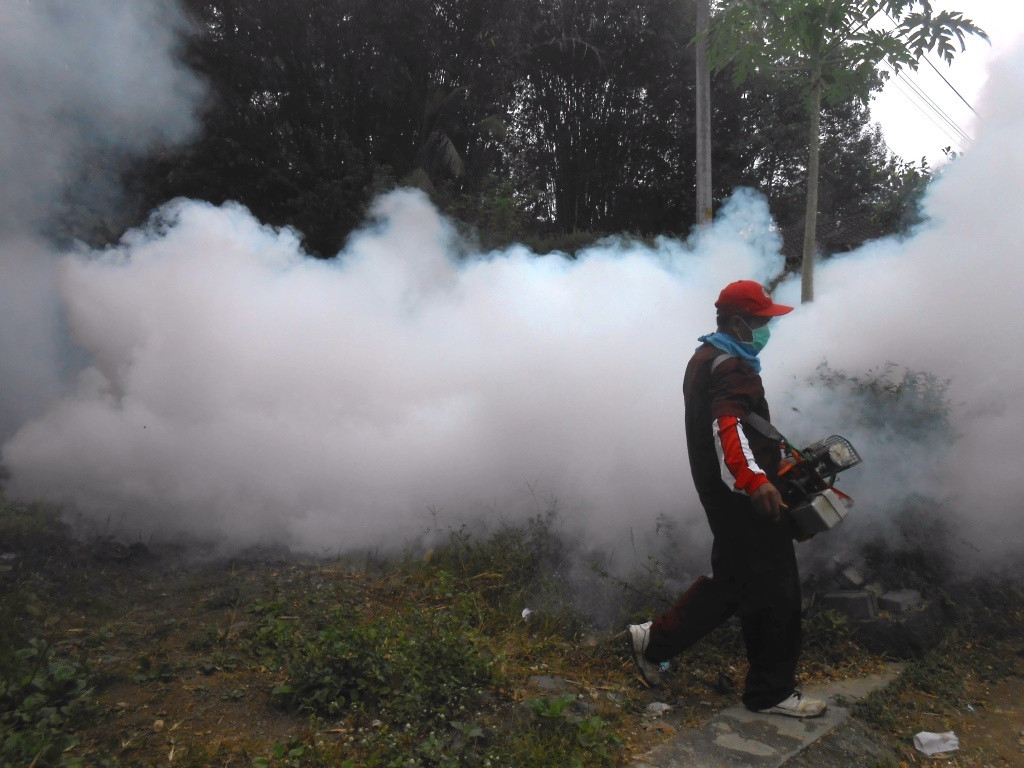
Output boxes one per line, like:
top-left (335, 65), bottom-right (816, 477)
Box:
top-left (716, 415), bottom-right (769, 495)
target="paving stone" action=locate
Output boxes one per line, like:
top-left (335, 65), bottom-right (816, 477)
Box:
top-left (780, 717), bottom-right (895, 767)
top-left (878, 589), bottom-right (922, 614)
top-left (819, 591), bottom-right (877, 620)
top-left (629, 665), bottom-right (902, 768)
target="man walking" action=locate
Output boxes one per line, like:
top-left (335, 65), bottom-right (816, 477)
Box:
top-left (627, 280), bottom-right (825, 718)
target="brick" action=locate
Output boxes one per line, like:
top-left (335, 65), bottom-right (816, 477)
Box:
top-left (820, 590), bottom-right (878, 621)
top-left (829, 551), bottom-right (854, 571)
top-left (865, 581), bottom-right (887, 598)
top-left (855, 600), bottom-right (943, 658)
top-left (878, 589), bottom-right (923, 614)
top-left (836, 565), bottom-right (867, 589)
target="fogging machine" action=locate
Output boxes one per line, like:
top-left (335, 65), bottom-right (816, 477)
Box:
top-left (746, 412), bottom-right (862, 538)
top-left (710, 354), bottom-right (863, 537)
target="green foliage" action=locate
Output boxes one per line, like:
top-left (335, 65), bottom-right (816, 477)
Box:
top-left (105, 0), bottom-right (932, 260)
top-left (708, 1), bottom-right (987, 106)
top-left (0, 499), bottom-right (72, 555)
top-left (523, 694), bottom-right (621, 765)
top-left (707, 0), bottom-right (985, 298)
top-left (810, 362), bottom-right (953, 446)
top-left (0, 639), bottom-right (95, 768)
top-left (266, 607), bottom-right (491, 722)
top-left (251, 738), bottom-right (322, 768)
top-left (200, 651), bottom-right (240, 675)
top-left (132, 656), bottom-right (179, 684)
top-left (526, 692), bottom-right (576, 720)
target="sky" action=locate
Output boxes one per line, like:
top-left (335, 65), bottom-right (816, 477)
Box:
top-left (871, 0), bottom-right (1024, 165)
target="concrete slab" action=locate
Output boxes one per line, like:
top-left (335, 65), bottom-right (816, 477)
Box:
top-left (630, 664), bottom-right (902, 768)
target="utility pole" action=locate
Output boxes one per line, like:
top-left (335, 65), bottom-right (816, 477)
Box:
top-left (695, 0), bottom-right (712, 228)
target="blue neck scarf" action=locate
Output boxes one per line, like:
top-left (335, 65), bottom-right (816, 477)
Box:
top-left (698, 332), bottom-right (761, 373)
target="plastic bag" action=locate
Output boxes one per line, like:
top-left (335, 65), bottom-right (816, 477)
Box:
top-left (913, 731), bottom-right (959, 756)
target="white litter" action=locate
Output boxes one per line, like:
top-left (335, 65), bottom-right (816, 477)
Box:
top-left (521, 608), bottom-right (532, 621)
top-left (645, 702), bottom-right (673, 717)
top-left (913, 731), bottom-right (959, 756)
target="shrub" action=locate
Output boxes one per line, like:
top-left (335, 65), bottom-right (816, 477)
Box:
top-left (0, 639), bottom-right (95, 768)
top-left (268, 607), bottom-right (491, 722)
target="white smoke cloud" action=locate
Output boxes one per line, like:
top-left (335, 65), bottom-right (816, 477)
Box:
top-left (0, 0), bottom-right (202, 435)
top-left (766, 46), bottom-right (1024, 561)
top-left (2, 191), bottom-right (782, 552)
top-left (0, 0), bottom-right (200, 231)
top-left (2, 7), bottom-right (1023, 567)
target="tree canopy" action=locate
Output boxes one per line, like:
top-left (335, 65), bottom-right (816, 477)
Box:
top-left (707, 0), bottom-right (986, 299)
top-left (109, 0), bottom-right (941, 260)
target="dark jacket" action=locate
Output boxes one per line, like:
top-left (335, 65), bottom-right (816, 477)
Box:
top-left (683, 341), bottom-right (797, 595)
top-left (683, 342), bottom-right (782, 515)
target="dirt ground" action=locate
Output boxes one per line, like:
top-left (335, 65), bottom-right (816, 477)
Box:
top-left (13, 541), bottom-right (1024, 767)
top-left (895, 654), bottom-right (1024, 768)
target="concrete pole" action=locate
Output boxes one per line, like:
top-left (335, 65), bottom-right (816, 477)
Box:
top-left (801, 77), bottom-right (823, 303)
top-left (695, 0), bottom-right (713, 228)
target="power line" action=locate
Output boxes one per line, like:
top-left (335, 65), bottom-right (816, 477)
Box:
top-left (879, 73), bottom-right (968, 155)
top-left (876, 11), bottom-right (977, 148)
top-left (920, 53), bottom-right (979, 116)
top-left (882, 60), bottom-right (973, 148)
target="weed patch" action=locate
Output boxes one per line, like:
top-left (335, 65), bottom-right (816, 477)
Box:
top-left (0, 639), bottom-right (95, 768)
top-left (266, 607), bottom-right (490, 721)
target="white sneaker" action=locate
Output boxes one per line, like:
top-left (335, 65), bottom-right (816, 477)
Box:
top-left (626, 622), bottom-right (662, 687)
top-left (756, 691), bottom-right (826, 718)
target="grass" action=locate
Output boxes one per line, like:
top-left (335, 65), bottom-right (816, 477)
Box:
top-left (1, 495), bottom-right (1022, 767)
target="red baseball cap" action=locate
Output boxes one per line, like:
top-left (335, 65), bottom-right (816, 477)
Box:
top-left (715, 280), bottom-right (793, 317)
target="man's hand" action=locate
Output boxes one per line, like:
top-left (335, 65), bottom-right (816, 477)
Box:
top-left (751, 482), bottom-right (784, 520)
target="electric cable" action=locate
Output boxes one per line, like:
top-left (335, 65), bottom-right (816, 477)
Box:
top-left (875, 10), bottom-right (977, 147)
top-left (920, 53), bottom-right (979, 116)
top-left (882, 59), bottom-right (973, 148)
top-left (878, 71), bottom-right (967, 152)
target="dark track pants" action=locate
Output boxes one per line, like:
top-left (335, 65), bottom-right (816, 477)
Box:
top-left (644, 517), bottom-right (802, 711)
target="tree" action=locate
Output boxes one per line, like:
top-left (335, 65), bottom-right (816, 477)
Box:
top-left (130, 0), bottom-right (522, 256)
top-left (505, 0), bottom-right (694, 237)
top-left (113, 0), bottom-right (945, 259)
top-left (708, 1), bottom-right (986, 301)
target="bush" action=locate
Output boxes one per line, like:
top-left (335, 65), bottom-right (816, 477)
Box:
top-left (0, 639), bottom-right (95, 768)
top-left (267, 607), bottom-right (491, 722)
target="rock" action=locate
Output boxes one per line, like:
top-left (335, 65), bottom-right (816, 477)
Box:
top-left (572, 699), bottom-right (598, 715)
top-left (528, 675), bottom-right (569, 693)
top-left (645, 702), bottom-right (673, 717)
